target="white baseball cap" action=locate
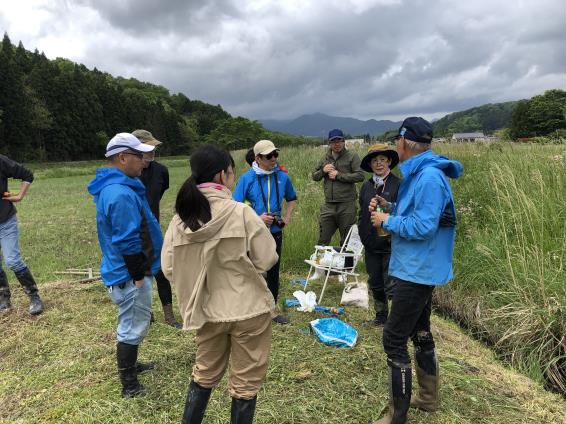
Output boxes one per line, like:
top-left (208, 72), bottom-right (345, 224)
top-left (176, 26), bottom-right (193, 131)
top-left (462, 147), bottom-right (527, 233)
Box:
top-left (105, 133), bottom-right (155, 158)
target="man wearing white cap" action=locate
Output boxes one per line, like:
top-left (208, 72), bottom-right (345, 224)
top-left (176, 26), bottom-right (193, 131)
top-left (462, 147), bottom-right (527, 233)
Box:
top-left (87, 133), bottom-right (164, 398)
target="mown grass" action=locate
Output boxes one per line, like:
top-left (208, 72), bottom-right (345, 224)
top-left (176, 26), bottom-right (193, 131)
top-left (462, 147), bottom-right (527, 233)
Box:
top-left (2, 279), bottom-right (565, 423)
top-left (1, 142), bottom-right (565, 422)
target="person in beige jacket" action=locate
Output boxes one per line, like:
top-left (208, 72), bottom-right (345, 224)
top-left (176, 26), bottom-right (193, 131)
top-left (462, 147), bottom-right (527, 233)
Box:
top-left (161, 144), bottom-right (278, 424)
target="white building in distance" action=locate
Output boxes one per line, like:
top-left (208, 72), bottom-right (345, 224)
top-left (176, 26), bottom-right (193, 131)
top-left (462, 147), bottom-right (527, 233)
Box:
top-left (452, 132), bottom-right (486, 142)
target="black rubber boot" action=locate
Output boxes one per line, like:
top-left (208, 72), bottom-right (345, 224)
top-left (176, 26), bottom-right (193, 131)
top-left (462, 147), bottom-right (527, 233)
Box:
top-left (364, 300), bottom-right (388, 326)
top-left (15, 268), bottom-right (43, 315)
top-left (0, 268), bottom-right (11, 312)
top-left (117, 342), bottom-right (146, 398)
top-left (136, 361), bottom-right (155, 374)
top-left (372, 361), bottom-right (411, 424)
top-left (181, 380), bottom-right (212, 424)
top-left (230, 396), bottom-right (257, 424)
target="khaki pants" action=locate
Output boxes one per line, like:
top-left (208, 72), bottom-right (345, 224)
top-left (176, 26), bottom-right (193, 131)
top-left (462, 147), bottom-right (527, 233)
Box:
top-left (193, 313), bottom-right (272, 399)
top-left (318, 201), bottom-right (357, 247)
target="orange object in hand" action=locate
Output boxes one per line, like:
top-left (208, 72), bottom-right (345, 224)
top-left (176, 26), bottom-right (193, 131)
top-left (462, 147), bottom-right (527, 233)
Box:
top-left (2, 192), bottom-right (11, 198)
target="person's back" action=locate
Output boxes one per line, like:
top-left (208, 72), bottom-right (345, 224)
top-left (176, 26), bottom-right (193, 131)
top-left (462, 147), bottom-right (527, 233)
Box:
top-left (163, 186), bottom-right (277, 328)
top-left (161, 144), bottom-right (278, 423)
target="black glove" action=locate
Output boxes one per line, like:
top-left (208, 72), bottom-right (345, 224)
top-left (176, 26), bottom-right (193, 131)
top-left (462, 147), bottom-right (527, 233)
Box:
top-left (122, 252), bottom-right (147, 281)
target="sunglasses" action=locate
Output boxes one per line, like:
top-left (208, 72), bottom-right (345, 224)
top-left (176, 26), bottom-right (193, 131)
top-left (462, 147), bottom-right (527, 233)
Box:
top-left (262, 151), bottom-right (279, 160)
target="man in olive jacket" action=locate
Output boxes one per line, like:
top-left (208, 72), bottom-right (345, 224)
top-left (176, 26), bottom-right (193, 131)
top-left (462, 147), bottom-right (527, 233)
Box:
top-left (312, 129), bottom-right (364, 249)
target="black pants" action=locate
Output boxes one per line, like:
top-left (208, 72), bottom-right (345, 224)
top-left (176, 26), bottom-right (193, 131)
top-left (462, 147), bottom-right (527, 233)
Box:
top-left (155, 269), bottom-right (173, 306)
top-left (266, 231), bottom-right (283, 302)
top-left (364, 250), bottom-right (392, 304)
top-left (383, 278), bottom-right (435, 365)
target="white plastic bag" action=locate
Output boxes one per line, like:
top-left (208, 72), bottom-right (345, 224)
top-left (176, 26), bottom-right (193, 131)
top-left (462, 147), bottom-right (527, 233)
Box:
top-left (340, 282), bottom-right (369, 309)
top-left (310, 247), bottom-right (345, 269)
top-left (293, 290), bottom-right (317, 312)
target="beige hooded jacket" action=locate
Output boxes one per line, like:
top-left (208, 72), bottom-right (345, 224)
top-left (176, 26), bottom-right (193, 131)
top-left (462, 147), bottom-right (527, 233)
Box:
top-left (161, 186), bottom-right (278, 330)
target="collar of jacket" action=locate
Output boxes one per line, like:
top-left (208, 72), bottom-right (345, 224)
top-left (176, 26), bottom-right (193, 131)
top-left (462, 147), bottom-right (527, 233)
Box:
top-left (399, 149), bottom-right (434, 178)
top-left (327, 147), bottom-right (347, 160)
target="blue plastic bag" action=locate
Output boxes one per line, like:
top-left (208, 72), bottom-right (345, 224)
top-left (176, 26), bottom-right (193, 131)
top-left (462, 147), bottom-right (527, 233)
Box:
top-left (310, 318), bottom-right (358, 348)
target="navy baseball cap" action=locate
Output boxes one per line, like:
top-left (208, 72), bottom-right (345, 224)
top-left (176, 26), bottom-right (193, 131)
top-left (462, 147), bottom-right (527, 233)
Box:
top-left (328, 128), bottom-right (345, 141)
top-left (394, 117), bottom-right (433, 144)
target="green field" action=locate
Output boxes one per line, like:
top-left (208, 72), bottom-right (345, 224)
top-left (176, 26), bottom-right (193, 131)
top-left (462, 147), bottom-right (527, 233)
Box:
top-left (1, 143), bottom-right (565, 423)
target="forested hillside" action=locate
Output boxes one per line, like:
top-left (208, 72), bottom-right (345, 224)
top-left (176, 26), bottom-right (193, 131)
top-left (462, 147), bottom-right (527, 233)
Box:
top-left (432, 101), bottom-right (518, 136)
top-left (0, 34), bottom-right (310, 162)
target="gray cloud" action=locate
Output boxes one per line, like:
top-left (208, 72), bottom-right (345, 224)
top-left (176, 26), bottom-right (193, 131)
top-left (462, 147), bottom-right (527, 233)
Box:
top-left (1, 0), bottom-right (565, 120)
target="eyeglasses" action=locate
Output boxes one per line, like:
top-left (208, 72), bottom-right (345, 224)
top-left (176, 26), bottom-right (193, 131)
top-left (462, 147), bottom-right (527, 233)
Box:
top-left (371, 156), bottom-right (390, 164)
top-left (262, 151), bottom-right (279, 160)
top-left (121, 151), bottom-right (143, 159)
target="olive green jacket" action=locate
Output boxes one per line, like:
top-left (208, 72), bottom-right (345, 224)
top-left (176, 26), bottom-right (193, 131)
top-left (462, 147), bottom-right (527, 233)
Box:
top-left (312, 148), bottom-right (364, 202)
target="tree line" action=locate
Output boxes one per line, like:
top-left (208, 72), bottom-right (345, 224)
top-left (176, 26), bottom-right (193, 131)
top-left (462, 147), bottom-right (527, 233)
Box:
top-left (0, 33), bottom-right (313, 163)
top-left (425, 90), bottom-right (566, 141)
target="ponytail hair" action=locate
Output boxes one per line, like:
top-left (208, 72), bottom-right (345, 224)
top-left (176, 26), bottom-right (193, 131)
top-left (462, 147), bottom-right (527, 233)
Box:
top-left (175, 145), bottom-right (235, 231)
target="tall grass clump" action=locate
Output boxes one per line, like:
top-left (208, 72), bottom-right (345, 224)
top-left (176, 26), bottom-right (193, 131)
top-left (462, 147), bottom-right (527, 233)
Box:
top-left (434, 143), bottom-right (566, 394)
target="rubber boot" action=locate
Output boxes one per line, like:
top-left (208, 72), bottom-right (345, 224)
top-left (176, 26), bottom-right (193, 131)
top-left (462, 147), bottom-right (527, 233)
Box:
top-left (0, 268), bottom-right (11, 312)
top-left (15, 268), bottom-right (43, 315)
top-left (162, 303), bottom-right (182, 329)
top-left (365, 300), bottom-right (388, 326)
top-left (411, 349), bottom-right (440, 412)
top-left (181, 380), bottom-right (212, 424)
top-left (372, 361), bottom-right (411, 424)
top-left (136, 361), bottom-right (155, 374)
top-left (117, 342), bottom-right (146, 398)
top-left (230, 396), bottom-right (257, 424)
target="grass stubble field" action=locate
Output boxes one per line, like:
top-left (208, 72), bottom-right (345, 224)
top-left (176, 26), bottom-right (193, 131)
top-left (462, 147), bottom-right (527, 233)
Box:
top-left (0, 142), bottom-right (565, 423)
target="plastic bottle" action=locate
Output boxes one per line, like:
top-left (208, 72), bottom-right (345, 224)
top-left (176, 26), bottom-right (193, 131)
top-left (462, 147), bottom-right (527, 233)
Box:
top-left (375, 206), bottom-right (389, 237)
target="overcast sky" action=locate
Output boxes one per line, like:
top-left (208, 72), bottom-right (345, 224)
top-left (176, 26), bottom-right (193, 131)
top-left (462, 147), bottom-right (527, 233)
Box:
top-left (1, 0), bottom-right (565, 121)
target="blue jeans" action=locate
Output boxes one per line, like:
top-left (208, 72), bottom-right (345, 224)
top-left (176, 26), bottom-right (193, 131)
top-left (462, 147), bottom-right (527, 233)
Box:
top-left (108, 276), bottom-right (153, 345)
top-left (0, 214), bottom-right (27, 274)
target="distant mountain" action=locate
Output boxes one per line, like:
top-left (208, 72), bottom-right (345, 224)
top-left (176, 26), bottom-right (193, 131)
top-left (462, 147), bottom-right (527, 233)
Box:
top-left (432, 101), bottom-right (520, 136)
top-left (260, 113), bottom-right (401, 137)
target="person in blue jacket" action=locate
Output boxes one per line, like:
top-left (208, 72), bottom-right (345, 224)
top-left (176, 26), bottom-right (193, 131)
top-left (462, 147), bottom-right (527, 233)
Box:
top-left (233, 139), bottom-right (297, 325)
top-left (87, 133), bottom-right (164, 398)
top-left (369, 117), bottom-right (463, 423)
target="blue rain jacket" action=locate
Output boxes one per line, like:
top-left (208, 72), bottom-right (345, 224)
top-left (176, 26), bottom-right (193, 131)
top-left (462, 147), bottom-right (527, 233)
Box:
top-left (87, 168), bottom-right (163, 287)
top-left (383, 150), bottom-right (463, 286)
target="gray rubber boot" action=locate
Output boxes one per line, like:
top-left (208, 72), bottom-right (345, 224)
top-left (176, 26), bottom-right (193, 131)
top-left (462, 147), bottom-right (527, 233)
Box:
top-left (0, 268), bottom-right (11, 312)
top-left (15, 268), bottom-right (43, 315)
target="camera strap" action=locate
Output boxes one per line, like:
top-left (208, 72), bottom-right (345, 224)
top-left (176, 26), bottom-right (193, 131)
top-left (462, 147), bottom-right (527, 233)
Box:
top-left (257, 172), bottom-right (281, 214)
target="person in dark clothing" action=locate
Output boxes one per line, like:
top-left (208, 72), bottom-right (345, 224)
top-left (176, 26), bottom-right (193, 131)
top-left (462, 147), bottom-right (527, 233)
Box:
top-left (358, 144), bottom-right (400, 326)
top-left (133, 129), bottom-right (182, 329)
top-left (245, 148), bottom-right (255, 167)
top-left (0, 155), bottom-right (44, 315)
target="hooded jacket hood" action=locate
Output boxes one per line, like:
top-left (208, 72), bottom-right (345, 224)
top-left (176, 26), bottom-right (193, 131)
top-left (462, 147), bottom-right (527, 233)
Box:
top-left (87, 167), bottom-right (146, 199)
top-left (88, 167), bottom-right (163, 287)
top-left (172, 187), bottom-right (238, 243)
top-left (400, 149), bottom-right (463, 180)
top-left (161, 185), bottom-right (279, 330)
